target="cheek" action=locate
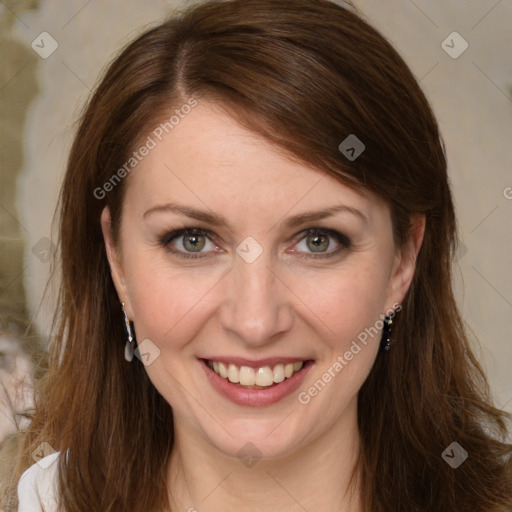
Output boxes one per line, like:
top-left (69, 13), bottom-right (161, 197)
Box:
top-left (122, 249), bottom-right (220, 350)
top-left (291, 258), bottom-right (392, 349)
top-left (121, 252), bottom-right (213, 407)
top-left (291, 263), bottom-right (390, 426)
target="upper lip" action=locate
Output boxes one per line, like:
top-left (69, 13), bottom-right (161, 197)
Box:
top-left (200, 356), bottom-right (313, 368)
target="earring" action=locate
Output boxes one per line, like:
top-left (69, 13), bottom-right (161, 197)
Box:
top-left (380, 315), bottom-right (393, 352)
top-left (122, 302), bottom-right (135, 362)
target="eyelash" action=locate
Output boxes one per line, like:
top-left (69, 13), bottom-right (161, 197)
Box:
top-left (158, 227), bottom-right (352, 260)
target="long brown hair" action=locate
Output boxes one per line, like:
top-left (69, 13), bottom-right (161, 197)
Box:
top-left (3, 0), bottom-right (511, 510)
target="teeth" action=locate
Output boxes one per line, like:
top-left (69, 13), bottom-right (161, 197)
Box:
top-left (255, 367), bottom-right (274, 386)
top-left (273, 364), bottom-right (285, 383)
top-left (208, 360), bottom-right (305, 387)
top-left (284, 363), bottom-right (294, 378)
top-left (239, 366), bottom-right (256, 386)
top-left (218, 361), bottom-right (228, 379)
top-left (227, 364), bottom-right (239, 383)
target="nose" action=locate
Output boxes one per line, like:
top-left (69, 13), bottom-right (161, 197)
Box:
top-left (220, 248), bottom-right (294, 348)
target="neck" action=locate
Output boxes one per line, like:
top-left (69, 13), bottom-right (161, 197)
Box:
top-left (166, 398), bottom-right (363, 512)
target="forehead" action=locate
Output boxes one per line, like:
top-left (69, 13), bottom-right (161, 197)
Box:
top-left (124, 102), bottom-right (383, 225)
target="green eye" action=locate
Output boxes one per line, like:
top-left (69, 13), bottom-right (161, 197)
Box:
top-left (306, 232), bottom-right (330, 252)
top-left (293, 228), bottom-right (351, 258)
top-left (182, 232), bottom-right (206, 252)
top-left (159, 227), bottom-right (351, 260)
top-left (160, 228), bottom-right (215, 259)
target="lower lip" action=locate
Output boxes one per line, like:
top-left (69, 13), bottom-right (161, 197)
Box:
top-left (199, 358), bottom-right (314, 407)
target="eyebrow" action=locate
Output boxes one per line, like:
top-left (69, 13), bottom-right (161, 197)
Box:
top-left (142, 202), bottom-right (368, 230)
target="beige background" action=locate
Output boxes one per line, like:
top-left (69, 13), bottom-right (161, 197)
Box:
top-left (0, 0), bottom-right (511, 438)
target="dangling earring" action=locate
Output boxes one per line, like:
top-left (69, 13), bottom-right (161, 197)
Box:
top-left (122, 302), bottom-right (135, 362)
top-left (380, 315), bottom-right (393, 352)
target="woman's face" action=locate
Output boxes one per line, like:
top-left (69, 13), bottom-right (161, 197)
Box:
top-left (102, 101), bottom-right (422, 459)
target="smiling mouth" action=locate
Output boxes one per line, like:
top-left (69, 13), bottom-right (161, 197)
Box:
top-left (203, 359), bottom-right (310, 389)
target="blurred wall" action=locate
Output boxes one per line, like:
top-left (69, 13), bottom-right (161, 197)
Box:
top-left (0, 0), bottom-right (511, 436)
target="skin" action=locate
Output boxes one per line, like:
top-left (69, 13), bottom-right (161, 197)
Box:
top-left (101, 100), bottom-right (425, 512)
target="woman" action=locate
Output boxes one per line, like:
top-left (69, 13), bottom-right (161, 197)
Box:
top-left (3, 0), bottom-right (511, 510)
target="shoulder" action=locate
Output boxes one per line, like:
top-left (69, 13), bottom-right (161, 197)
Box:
top-left (17, 451), bottom-right (61, 512)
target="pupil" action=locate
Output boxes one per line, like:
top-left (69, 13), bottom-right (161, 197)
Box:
top-left (185, 234), bottom-right (204, 252)
top-left (309, 234), bottom-right (328, 252)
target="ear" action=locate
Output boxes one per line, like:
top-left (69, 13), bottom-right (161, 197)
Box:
top-left (385, 214), bottom-right (425, 310)
top-left (100, 206), bottom-right (133, 318)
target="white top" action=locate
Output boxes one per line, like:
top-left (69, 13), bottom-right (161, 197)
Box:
top-left (17, 452), bottom-right (60, 512)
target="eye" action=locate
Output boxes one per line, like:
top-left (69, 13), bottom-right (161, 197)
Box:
top-left (158, 227), bottom-right (351, 260)
top-left (159, 228), bottom-right (220, 259)
top-left (291, 228), bottom-right (351, 259)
